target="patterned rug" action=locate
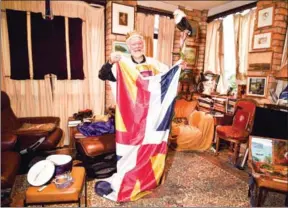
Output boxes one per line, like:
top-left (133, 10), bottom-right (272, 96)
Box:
top-left (10, 151), bottom-right (286, 207)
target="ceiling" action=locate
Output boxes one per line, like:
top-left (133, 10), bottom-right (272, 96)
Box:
top-left (162, 1), bottom-right (231, 10)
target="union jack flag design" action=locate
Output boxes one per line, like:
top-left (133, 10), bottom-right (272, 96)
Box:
top-left (95, 59), bottom-right (181, 202)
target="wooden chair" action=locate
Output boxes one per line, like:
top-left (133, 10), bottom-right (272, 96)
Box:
top-left (215, 99), bottom-right (257, 165)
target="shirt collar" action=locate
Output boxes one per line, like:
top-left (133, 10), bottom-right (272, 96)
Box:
top-left (131, 55), bottom-right (146, 64)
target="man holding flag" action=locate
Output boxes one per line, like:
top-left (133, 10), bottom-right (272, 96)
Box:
top-left (96, 31), bottom-right (183, 202)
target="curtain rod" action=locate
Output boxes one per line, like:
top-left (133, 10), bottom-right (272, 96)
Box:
top-left (207, 2), bottom-right (257, 23)
top-left (136, 5), bottom-right (174, 18)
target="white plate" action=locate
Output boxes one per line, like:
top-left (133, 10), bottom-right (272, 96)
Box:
top-left (27, 160), bottom-right (55, 186)
top-left (46, 154), bottom-right (72, 166)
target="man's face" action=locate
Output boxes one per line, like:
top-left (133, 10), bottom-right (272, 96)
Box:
top-left (128, 37), bottom-right (144, 58)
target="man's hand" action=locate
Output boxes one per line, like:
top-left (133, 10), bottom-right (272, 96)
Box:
top-left (109, 52), bottom-right (122, 64)
top-left (179, 60), bottom-right (187, 69)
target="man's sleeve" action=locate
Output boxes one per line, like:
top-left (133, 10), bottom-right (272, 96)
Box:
top-left (98, 62), bottom-right (117, 82)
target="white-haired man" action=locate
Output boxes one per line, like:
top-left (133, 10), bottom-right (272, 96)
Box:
top-left (98, 31), bottom-right (169, 81)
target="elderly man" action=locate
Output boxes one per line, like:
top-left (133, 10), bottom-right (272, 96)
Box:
top-left (98, 31), bottom-right (169, 81)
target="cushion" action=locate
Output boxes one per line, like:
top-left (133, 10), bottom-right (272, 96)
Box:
top-left (16, 123), bottom-right (56, 134)
top-left (233, 110), bottom-right (250, 130)
top-left (216, 126), bottom-right (249, 139)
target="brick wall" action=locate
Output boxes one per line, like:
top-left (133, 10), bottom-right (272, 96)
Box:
top-left (246, 0), bottom-right (288, 105)
top-left (105, 1), bottom-right (136, 108)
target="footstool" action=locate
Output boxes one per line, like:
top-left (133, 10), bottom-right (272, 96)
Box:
top-left (25, 167), bottom-right (86, 207)
top-left (75, 134), bottom-right (117, 178)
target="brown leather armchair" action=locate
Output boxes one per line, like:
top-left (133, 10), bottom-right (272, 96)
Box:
top-left (1, 91), bottom-right (63, 151)
top-left (1, 133), bottom-right (21, 189)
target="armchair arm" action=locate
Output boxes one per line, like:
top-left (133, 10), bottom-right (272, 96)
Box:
top-left (18, 117), bottom-right (60, 126)
top-left (1, 133), bottom-right (17, 151)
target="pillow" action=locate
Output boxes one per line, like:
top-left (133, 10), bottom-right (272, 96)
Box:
top-left (232, 110), bottom-right (250, 130)
top-left (16, 123), bottom-right (56, 134)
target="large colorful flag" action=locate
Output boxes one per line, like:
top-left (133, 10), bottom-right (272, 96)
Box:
top-left (95, 59), bottom-right (181, 202)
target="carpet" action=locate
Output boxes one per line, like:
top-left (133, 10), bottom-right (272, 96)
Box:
top-left (10, 151), bottom-right (286, 207)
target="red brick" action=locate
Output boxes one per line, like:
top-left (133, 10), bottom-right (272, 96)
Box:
top-left (257, 1), bottom-right (273, 7)
top-left (259, 27), bottom-right (274, 33)
top-left (273, 33), bottom-right (286, 40)
top-left (273, 58), bottom-right (281, 65)
top-left (193, 10), bottom-right (202, 17)
top-left (273, 52), bottom-right (283, 59)
top-left (275, 8), bottom-right (288, 15)
top-left (192, 17), bottom-right (201, 22)
top-left (272, 46), bottom-right (283, 53)
top-left (201, 10), bottom-right (208, 17)
top-left (274, 14), bottom-right (286, 21)
top-left (276, 2), bottom-right (288, 8)
top-left (274, 20), bottom-right (287, 28)
top-left (272, 40), bottom-right (284, 46)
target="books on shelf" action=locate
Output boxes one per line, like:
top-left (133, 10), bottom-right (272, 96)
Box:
top-left (68, 120), bottom-right (81, 127)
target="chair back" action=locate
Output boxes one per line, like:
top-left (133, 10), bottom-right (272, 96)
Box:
top-left (233, 99), bottom-right (257, 132)
top-left (1, 91), bottom-right (21, 132)
top-left (174, 99), bottom-right (198, 119)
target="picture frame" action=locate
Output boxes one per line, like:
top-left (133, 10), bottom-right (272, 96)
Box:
top-left (112, 41), bottom-right (131, 58)
top-left (182, 46), bottom-right (198, 66)
top-left (253, 32), bottom-right (272, 50)
top-left (248, 51), bottom-right (273, 71)
top-left (246, 76), bottom-right (267, 97)
top-left (257, 6), bottom-right (274, 28)
top-left (112, 3), bottom-right (135, 35)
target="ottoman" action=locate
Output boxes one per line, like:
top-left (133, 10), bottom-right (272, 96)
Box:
top-left (25, 167), bottom-right (86, 207)
top-left (75, 134), bottom-right (117, 178)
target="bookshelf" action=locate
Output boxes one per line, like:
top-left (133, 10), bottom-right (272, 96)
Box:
top-left (197, 94), bottom-right (236, 116)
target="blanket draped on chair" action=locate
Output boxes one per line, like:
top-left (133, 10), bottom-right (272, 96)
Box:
top-left (95, 59), bottom-right (181, 202)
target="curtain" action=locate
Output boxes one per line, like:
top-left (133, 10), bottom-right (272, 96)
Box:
top-left (157, 16), bottom-right (175, 66)
top-left (1, 1), bottom-right (105, 145)
top-left (236, 9), bottom-right (255, 82)
top-left (136, 13), bottom-right (155, 57)
top-left (281, 27), bottom-right (288, 68)
top-left (222, 14), bottom-right (236, 94)
top-left (204, 20), bottom-right (222, 74)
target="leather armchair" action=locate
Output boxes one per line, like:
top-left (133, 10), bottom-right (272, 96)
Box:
top-left (1, 91), bottom-right (63, 151)
top-left (1, 133), bottom-right (21, 189)
top-left (169, 99), bottom-right (214, 151)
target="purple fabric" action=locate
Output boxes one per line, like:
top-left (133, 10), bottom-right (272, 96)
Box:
top-left (77, 117), bottom-right (115, 136)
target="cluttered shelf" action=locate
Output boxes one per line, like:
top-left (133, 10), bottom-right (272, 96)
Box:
top-left (194, 93), bottom-right (237, 116)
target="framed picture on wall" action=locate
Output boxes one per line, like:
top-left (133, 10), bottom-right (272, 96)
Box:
top-left (253, 32), bottom-right (272, 50)
top-left (112, 3), bottom-right (135, 35)
top-left (246, 76), bottom-right (267, 97)
top-left (112, 41), bottom-right (131, 57)
top-left (182, 46), bottom-right (198, 66)
top-left (257, 6), bottom-right (274, 28)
